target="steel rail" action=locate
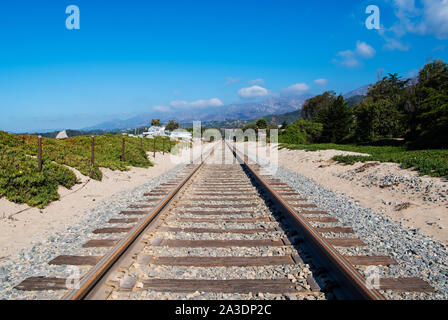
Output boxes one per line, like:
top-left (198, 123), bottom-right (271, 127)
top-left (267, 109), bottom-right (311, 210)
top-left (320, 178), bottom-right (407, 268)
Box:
top-left (61, 144), bottom-right (216, 300)
top-left (227, 141), bottom-right (385, 300)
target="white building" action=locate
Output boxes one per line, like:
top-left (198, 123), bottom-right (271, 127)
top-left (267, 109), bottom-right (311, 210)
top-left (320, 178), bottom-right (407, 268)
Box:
top-left (169, 131), bottom-right (192, 139)
top-left (142, 126), bottom-right (166, 137)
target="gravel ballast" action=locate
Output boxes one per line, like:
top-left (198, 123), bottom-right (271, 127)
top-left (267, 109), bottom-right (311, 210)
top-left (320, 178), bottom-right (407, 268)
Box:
top-left (237, 145), bottom-right (448, 300)
top-left (0, 163), bottom-right (186, 300)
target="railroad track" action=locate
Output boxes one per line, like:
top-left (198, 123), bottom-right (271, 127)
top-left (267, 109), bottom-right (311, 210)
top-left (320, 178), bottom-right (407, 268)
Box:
top-left (14, 141), bottom-right (433, 300)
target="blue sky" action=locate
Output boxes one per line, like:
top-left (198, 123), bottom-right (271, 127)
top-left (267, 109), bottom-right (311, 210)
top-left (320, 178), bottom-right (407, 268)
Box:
top-left (0, 0), bottom-right (447, 132)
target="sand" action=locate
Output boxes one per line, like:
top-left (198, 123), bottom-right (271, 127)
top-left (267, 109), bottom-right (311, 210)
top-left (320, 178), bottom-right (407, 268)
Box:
top-left (237, 142), bottom-right (448, 244)
top-left (0, 152), bottom-right (176, 261)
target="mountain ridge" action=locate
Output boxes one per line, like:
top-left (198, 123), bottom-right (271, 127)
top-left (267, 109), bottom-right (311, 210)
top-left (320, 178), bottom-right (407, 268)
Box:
top-left (83, 94), bottom-right (313, 130)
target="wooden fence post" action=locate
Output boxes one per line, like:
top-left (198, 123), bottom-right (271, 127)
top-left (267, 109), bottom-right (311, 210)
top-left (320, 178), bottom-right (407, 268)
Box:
top-left (153, 137), bottom-right (156, 158)
top-left (91, 136), bottom-right (95, 165)
top-left (140, 136), bottom-right (143, 149)
top-left (163, 138), bottom-right (165, 155)
top-left (121, 136), bottom-right (125, 162)
top-left (38, 135), bottom-right (42, 172)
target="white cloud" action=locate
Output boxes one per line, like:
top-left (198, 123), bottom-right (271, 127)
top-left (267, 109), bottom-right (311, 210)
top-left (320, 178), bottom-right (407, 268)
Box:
top-left (433, 44), bottom-right (446, 51)
top-left (314, 78), bottom-right (328, 85)
top-left (387, 0), bottom-right (448, 40)
top-left (238, 85), bottom-right (269, 99)
top-left (170, 100), bottom-right (188, 108)
top-left (334, 41), bottom-right (375, 67)
top-left (422, 0), bottom-right (448, 39)
top-left (285, 83), bottom-right (310, 93)
top-left (248, 78), bottom-right (265, 85)
top-left (225, 77), bottom-right (240, 85)
top-left (153, 105), bottom-right (170, 112)
top-left (336, 50), bottom-right (360, 67)
top-left (356, 41), bottom-right (376, 58)
top-left (189, 98), bottom-right (224, 108)
top-left (382, 37), bottom-right (410, 51)
top-left (169, 98), bottom-right (224, 109)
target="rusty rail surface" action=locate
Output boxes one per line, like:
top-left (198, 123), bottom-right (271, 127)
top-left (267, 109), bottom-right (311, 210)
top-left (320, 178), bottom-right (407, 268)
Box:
top-left (227, 141), bottom-right (385, 300)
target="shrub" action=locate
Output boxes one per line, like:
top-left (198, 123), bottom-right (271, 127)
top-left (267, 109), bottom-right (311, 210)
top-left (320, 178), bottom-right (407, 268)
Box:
top-left (0, 147), bottom-right (77, 208)
top-left (279, 120), bottom-right (323, 144)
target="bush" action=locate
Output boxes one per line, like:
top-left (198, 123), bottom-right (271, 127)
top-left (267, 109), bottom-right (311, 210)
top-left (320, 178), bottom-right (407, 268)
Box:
top-left (0, 148), bottom-right (77, 208)
top-left (279, 120), bottom-right (323, 144)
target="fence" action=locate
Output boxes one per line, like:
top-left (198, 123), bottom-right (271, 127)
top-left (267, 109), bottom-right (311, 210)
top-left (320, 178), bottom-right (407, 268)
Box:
top-left (36, 135), bottom-right (173, 171)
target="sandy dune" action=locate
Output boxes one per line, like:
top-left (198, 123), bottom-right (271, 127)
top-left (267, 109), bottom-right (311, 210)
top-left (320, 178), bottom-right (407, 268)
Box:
top-left (237, 142), bottom-right (448, 244)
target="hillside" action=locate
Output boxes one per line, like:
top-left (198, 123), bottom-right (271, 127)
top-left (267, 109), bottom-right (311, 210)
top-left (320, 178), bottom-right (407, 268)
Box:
top-left (344, 84), bottom-right (369, 99)
top-left (345, 95), bottom-right (365, 106)
top-left (262, 109), bottom-right (301, 125)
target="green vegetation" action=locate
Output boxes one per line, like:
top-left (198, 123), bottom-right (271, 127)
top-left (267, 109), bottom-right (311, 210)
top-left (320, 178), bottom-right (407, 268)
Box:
top-left (34, 128), bottom-right (123, 139)
top-left (165, 120), bottom-right (180, 131)
top-left (0, 131), bottom-right (172, 207)
top-left (292, 60), bottom-right (448, 148)
top-left (279, 59), bottom-right (448, 177)
top-left (282, 143), bottom-right (448, 177)
top-left (262, 110), bottom-right (301, 126)
top-left (315, 95), bottom-right (353, 143)
top-left (255, 118), bottom-right (268, 129)
top-left (345, 95), bottom-right (365, 107)
top-left (0, 136), bottom-right (78, 208)
top-left (151, 119), bottom-right (161, 126)
top-left (301, 91), bottom-right (336, 121)
top-left (279, 120), bottom-right (322, 144)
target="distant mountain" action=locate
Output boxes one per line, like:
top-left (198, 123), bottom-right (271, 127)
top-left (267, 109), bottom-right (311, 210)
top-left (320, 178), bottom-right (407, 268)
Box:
top-left (344, 84), bottom-right (370, 99)
top-left (180, 120), bottom-right (251, 129)
top-left (346, 95), bottom-right (365, 107)
top-left (83, 113), bottom-right (155, 131)
top-left (262, 109), bottom-right (301, 125)
top-left (84, 95), bottom-right (312, 131)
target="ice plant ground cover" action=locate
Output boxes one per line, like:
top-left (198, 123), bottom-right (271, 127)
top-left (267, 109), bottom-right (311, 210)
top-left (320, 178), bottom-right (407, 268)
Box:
top-left (0, 131), bottom-right (172, 208)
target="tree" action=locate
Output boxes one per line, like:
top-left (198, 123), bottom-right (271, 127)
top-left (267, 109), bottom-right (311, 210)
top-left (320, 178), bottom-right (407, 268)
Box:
top-left (350, 73), bottom-right (408, 143)
top-left (367, 73), bottom-right (408, 104)
top-left (353, 98), bottom-right (404, 143)
top-left (279, 119), bottom-right (323, 144)
top-left (316, 95), bottom-right (353, 143)
top-left (281, 121), bottom-right (288, 129)
top-left (165, 120), bottom-right (180, 132)
top-left (151, 119), bottom-right (161, 126)
top-left (410, 59), bottom-right (448, 147)
top-left (301, 91), bottom-right (336, 121)
top-left (256, 118), bottom-right (268, 129)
